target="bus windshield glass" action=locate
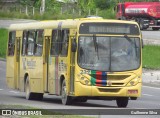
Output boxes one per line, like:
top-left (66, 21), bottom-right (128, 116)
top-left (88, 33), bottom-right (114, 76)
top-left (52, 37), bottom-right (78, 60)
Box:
top-left (78, 36), bottom-right (140, 72)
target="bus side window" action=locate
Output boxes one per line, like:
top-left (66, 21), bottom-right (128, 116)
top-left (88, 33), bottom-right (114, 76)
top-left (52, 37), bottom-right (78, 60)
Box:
top-left (22, 31), bottom-right (28, 56)
top-left (27, 30), bottom-right (36, 56)
top-left (50, 30), bottom-right (59, 56)
top-left (35, 30), bottom-right (44, 56)
top-left (61, 30), bottom-right (69, 56)
top-left (8, 31), bottom-right (16, 56)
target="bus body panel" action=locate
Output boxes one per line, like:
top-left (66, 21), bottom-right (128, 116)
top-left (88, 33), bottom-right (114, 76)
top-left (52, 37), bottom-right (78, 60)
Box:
top-left (6, 56), bottom-right (15, 89)
top-left (26, 57), bottom-right (44, 93)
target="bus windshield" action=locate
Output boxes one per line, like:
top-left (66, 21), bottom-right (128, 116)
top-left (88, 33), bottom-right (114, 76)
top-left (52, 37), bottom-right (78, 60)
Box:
top-left (78, 36), bottom-right (140, 72)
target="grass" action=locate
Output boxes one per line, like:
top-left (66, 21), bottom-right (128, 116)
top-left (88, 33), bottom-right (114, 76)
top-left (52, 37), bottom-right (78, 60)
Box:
top-left (0, 11), bottom-right (84, 20)
top-left (0, 104), bottom-right (92, 118)
top-left (0, 28), bottom-right (160, 69)
top-left (142, 45), bottom-right (160, 69)
top-left (0, 28), bottom-right (8, 58)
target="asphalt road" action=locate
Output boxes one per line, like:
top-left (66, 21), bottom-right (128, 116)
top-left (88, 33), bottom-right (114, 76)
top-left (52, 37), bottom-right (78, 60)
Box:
top-left (142, 28), bottom-right (160, 40)
top-left (0, 61), bottom-right (160, 118)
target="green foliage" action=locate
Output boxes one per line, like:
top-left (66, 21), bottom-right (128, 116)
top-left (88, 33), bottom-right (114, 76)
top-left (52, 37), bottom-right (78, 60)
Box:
top-left (0, 29), bottom-right (8, 58)
top-left (143, 45), bottom-right (160, 69)
top-left (77, 0), bottom-right (96, 14)
top-left (17, 0), bottom-right (39, 7)
top-left (95, 0), bottom-right (116, 10)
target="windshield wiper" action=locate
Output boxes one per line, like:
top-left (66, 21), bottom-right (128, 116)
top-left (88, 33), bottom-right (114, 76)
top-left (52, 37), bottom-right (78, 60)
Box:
top-left (93, 34), bottom-right (99, 60)
top-left (124, 33), bottom-right (134, 45)
top-left (124, 33), bottom-right (138, 56)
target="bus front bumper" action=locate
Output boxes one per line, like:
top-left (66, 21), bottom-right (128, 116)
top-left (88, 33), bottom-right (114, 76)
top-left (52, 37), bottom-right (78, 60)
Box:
top-left (74, 82), bottom-right (142, 97)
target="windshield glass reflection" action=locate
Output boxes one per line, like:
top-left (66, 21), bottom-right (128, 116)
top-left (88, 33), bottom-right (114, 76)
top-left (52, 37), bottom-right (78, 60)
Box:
top-left (78, 36), bottom-right (140, 71)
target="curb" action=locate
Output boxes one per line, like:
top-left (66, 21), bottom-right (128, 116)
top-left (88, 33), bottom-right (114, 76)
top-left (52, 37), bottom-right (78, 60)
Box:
top-left (143, 39), bottom-right (160, 45)
top-left (143, 82), bottom-right (160, 88)
top-left (0, 58), bottom-right (6, 62)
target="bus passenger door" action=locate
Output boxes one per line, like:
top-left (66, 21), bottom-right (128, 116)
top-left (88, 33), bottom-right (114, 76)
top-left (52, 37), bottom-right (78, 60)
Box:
top-left (6, 31), bottom-right (21, 89)
top-left (15, 36), bottom-right (21, 89)
top-left (69, 36), bottom-right (76, 94)
top-left (43, 34), bottom-right (51, 92)
top-left (6, 31), bottom-right (16, 89)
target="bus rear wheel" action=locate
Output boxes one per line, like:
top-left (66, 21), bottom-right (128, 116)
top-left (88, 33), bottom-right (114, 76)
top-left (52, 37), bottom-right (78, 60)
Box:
top-left (116, 97), bottom-right (128, 108)
top-left (25, 77), bottom-right (34, 100)
top-left (61, 80), bottom-right (72, 105)
top-left (25, 77), bottom-right (43, 100)
top-left (35, 93), bottom-right (43, 100)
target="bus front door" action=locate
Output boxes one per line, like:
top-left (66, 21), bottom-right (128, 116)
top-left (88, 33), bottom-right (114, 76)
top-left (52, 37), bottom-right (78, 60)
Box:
top-left (6, 33), bottom-right (21, 89)
top-left (43, 36), bottom-right (51, 92)
top-left (15, 36), bottom-right (21, 89)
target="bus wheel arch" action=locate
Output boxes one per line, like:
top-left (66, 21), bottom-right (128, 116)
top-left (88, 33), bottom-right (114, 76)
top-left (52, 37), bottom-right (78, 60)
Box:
top-left (24, 73), bottom-right (29, 92)
top-left (25, 74), bottom-right (43, 100)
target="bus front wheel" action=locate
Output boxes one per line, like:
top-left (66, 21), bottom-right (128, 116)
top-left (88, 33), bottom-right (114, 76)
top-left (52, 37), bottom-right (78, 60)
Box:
top-left (61, 80), bottom-right (72, 105)
top-left (116, 97), bottom-right (128, 108)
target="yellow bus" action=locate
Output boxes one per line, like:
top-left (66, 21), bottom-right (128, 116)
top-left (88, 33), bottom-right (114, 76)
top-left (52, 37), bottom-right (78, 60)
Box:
top-left (6, 17), bottom-right (142, 107)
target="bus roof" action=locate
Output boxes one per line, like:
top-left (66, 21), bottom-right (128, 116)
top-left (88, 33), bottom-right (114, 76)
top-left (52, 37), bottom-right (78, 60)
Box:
top-left (8, 18), bottom-right (139, 31)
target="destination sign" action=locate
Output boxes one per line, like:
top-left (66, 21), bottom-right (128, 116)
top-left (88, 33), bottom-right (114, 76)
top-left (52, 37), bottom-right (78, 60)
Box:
top-left (79, 23), bottom-right (140, 35)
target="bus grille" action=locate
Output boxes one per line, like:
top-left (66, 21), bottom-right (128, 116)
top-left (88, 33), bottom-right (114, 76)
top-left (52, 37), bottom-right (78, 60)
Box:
top-left (89, 70), bottom-right (131, 87)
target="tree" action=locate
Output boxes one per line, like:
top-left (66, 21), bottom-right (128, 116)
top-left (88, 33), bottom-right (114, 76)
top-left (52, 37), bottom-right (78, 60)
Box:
top-left (95, 0), bottom-right (116, 10)
top-left (17, 0), bottom-right (39, 7)
top-left (77, 0), bottom-right (96, 14)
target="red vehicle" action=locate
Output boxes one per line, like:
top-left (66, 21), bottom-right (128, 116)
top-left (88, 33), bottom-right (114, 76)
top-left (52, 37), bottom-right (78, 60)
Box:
top-left (116, 2), bottom-right (160, 30)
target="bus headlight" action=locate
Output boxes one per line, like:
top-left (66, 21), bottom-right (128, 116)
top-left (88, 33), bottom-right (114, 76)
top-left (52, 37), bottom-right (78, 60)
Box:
top-left (127, 77), bottom-right (141, 86)
top-left (80, 77), bottom-right (90, 85)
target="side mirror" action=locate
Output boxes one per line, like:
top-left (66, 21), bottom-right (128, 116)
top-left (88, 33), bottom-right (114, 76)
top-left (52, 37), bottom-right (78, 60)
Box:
top-left (71, 38), bottom-right (77, 52)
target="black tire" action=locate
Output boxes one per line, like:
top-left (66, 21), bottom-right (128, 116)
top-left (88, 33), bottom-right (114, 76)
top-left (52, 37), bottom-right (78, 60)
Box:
top-left (80, 98), bottom-right (88, 102)
top-left (74, 97), bottom-right (88, 102)
top-left (139, 19), bottom-right (144, 30)
top-left (36, 93), bottom-right (44, 100)
top-left (152, 27), bottom-right (159, 31)
top-left (116, 97), bottom-right (128, 108)
top-left (25, 77), bottom-right (35, 100)
top-left (61, 80), bottom-right (72, 105)
top-left (130, 97), bottom-right (137, 100)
